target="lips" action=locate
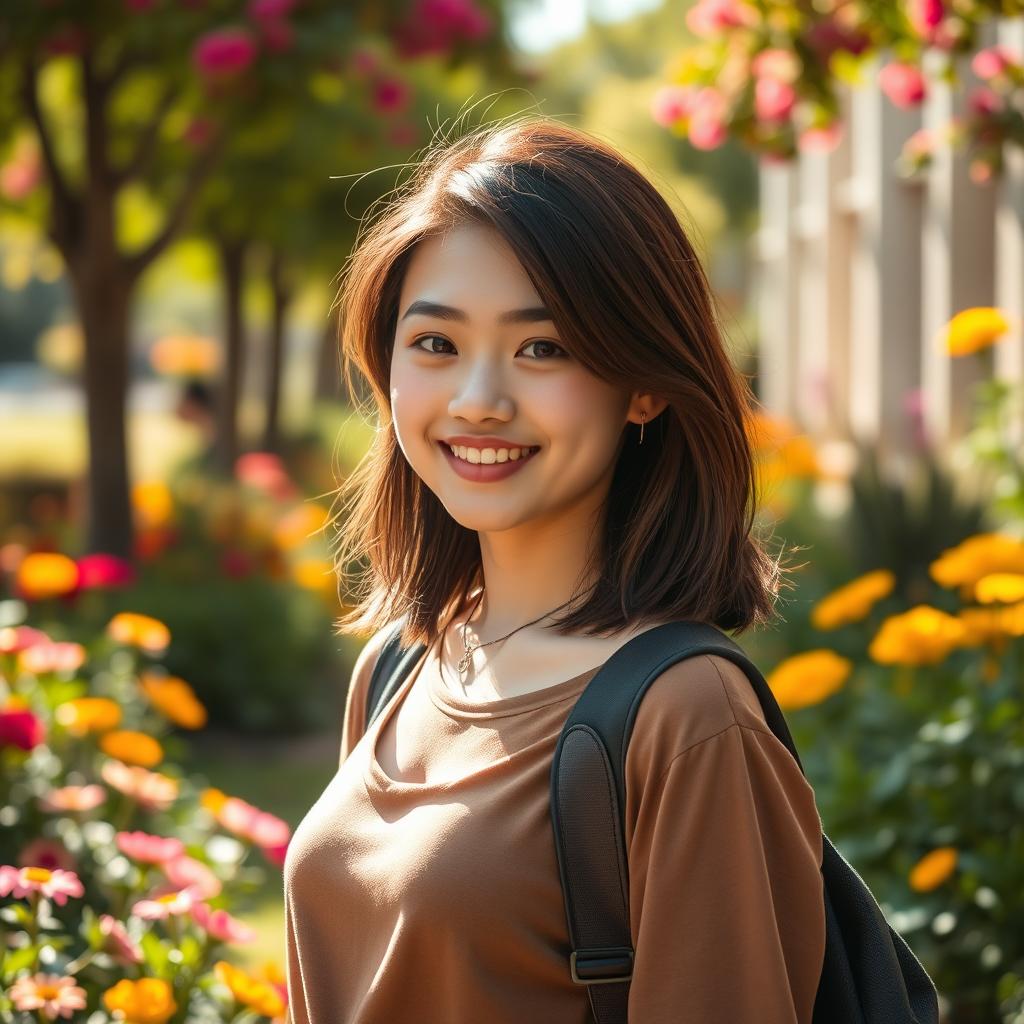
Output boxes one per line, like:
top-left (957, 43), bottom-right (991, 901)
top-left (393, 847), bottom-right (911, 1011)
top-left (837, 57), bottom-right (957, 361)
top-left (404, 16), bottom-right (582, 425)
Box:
top-left (437, 441), bottom-right (540, 483)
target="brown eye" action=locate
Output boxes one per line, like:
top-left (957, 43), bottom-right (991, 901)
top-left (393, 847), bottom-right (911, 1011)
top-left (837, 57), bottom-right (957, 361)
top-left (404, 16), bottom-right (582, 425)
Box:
top-left (411, 334), bottom-right (455, 355)
top-left (521, 340), bottom-right (567, 360)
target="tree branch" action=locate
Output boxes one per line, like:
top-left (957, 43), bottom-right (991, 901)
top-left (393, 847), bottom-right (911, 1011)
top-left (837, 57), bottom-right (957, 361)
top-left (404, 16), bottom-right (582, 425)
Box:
top-left (112, 82), bottom-right (181, 188)
top-left (20, 56), bottom-right (80, 251)
top-left (125, 127), bottom-right (227, 280)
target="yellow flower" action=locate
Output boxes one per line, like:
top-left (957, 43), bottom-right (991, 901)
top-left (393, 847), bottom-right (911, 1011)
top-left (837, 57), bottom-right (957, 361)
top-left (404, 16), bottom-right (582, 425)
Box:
top-left (102, 977), bottom-right (177, 1023)
top-left (811, 570), bottom-right (896, 630)
top-left (99, 730), bottom-right (164, 768)
top-left (869, 605), bottom-right (967, 666)
top-left (930, 533), bottom-right (1024, 599)
top-left (149, 333), bottom-right (220, 377)
top-left (138, 672), bottom-right (207, 730)
top-left (201, 787), bottom-right (230, 815)
top-left (943, 307), bottom-right (1010, 356)
top-left (909, 847), bottom-right (958, 892)
top-left (214, 961), bottom-right (286, 1017)
top-left (107, 612), bottom-right (171, 653)
top-left (16, 552), bottom-right (79, 600)
top-left (55, 697), bottom-right (122, 736)
top-left (766, 649), bottom-right (852, 710)
top-left (975, 572), bottom-right (1024, 604)
top-left (956, 606), bottom-right (1007, 646)
top-left (132, 481), bottom-right (175, 530)
top-left (293, 558), bottom-right (336, 594)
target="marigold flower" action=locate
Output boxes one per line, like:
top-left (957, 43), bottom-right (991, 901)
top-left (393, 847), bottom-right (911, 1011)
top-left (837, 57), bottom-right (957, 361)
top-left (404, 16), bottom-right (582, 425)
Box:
top-left (139, 672), bottom-right (208, 729)
top-left (930, 533), bottom-right (1024, 596)
top-left (215, 960), bottom-right (287, 1017)
top-left (106, 612), bottom-right (171, 653)
top-left (766, 649), bottom-right (851, 710)
top-left (0, 865), bottom-right (84, 905)
top-left (293, 558), bottom-right (335, 594)
top-left (869, 605), bottom-right (967, 666)
top-left (15, 552), bottom-right (79, 600)
top-left (273, 502), bottom-right (332, 551)
top-left (909, 846), bottom-right (958, 891)
top-left (8, 971), bottom-right (87, 1019)
top-left (102, 977), bottom-right (177, 1022)
top-left (943, 306), bottom-right (1011, 356)
top-left (56, 696), bottom-right (122, 736)
top-left (811, 569), bottom-right (896, 630)
top-left (100, 729), bottom-right (164, 768)
top-left (975, 572), bottom-right (1024, 604)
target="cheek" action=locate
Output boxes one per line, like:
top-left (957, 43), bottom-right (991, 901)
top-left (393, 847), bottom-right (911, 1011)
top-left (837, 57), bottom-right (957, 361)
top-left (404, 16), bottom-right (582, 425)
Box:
top-left (537, 374), bottom-right (626, 454)
top-left (389, 362), bottom-right (438, 455)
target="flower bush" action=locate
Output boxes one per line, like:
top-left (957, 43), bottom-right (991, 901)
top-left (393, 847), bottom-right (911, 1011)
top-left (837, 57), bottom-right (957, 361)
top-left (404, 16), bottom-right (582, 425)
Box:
top-left (757, 308), bottom-right (1024, 1022)
top-left (0, 615), bottom-right (291, 1021)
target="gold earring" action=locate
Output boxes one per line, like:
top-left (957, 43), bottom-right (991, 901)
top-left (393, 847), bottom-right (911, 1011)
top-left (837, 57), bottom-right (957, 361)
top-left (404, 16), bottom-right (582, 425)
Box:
top-left (639, 412), bottom-right (646, 446)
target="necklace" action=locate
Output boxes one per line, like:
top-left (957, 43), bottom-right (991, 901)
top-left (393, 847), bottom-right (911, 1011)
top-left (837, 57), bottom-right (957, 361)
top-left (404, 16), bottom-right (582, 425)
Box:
top-left (449, 585), bottom-right (590, 680)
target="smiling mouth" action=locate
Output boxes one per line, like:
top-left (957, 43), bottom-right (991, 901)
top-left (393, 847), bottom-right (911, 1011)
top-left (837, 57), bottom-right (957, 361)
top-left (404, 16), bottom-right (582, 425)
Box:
top-left (443, 443), bottom-right (541, 465)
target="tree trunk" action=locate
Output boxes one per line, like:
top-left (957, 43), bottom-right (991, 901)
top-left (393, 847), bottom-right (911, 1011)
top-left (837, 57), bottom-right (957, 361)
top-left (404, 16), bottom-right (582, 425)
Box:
top-left (70, 258), bottom-right (133, 559)
top-left (262, 247), bottom-right (292, 452)
top-left (214, 236), bottom-right (247, 473)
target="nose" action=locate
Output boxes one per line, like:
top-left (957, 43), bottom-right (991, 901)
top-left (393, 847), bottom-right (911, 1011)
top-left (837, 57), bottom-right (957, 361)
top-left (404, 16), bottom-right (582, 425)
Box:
top-left (447, 354), bottom-right (514, 423)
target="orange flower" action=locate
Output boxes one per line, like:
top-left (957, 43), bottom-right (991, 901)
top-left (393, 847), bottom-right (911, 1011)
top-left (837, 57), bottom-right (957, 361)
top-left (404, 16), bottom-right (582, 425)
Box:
top-left (149, 333), bottom-right (220, 377)
top-left (214, 961), bottom-right (286, 1018)
top-left (292, 558), bottom-right (336, 594)
top-left (811, 569), bottom-right (896, 630)
top-left (909, 847), bottom-right (958, 891)
top-left (139, 672), bottom-right (207, 729)
top-left (274, 502), bottom-right (332, 551)
top-left (106, 612), bottom-right (171, 653)
top-left (99, 730), bottom-right (164, 768)
top-left (869, 605), bottom-right (968, 666)
top-left (102, 977), bottom-right (177, 1023)
top-left (766, 649), bottom-right (852, 710)
top-left (975, 572), bottom-right (1024, 604)
top-left (15, 552), bottom-right (79, 600)
top-left (132, 481), bottom-right (175, 530)
top-left (100, 759), bottom-right (179, 812)
top-left (56, 697), bottom-right (122, 736)
top-left (943, 307), bottom-right (1011, 356)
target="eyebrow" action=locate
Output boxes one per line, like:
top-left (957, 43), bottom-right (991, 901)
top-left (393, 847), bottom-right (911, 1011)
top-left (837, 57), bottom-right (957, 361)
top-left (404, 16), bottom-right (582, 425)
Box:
top-left (399, 299), bottom-right (554, 326)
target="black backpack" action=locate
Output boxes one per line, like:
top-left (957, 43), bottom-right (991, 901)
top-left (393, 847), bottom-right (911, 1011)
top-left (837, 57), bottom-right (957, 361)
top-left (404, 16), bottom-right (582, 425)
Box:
top-left (363, 618), bottom-right (941, 1024)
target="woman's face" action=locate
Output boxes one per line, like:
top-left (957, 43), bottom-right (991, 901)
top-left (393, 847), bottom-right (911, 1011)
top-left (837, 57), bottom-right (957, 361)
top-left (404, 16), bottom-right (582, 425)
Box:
top-left (389, 221), bottom-right (635, 536)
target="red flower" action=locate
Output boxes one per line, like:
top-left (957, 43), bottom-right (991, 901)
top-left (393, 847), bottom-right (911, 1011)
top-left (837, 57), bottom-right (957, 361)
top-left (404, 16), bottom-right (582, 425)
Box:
top-left (77, 553), bottom-right (136, 591)
top-left (193, 28), bottom-right (259, 80)
top-left (372, 77), bottom-right (412, 115)
top-left (0, 708), bottom-right (46, 751)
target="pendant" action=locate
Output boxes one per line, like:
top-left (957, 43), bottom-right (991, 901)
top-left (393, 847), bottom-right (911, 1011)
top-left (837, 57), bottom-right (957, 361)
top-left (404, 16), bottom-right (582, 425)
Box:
top-left (458, 645), bottom-right (476, 674)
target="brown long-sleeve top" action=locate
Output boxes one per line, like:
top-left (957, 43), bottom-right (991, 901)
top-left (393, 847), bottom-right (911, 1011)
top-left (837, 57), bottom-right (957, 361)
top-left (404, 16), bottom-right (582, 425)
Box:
top-left (282, 625), bottom-right (826, 1023)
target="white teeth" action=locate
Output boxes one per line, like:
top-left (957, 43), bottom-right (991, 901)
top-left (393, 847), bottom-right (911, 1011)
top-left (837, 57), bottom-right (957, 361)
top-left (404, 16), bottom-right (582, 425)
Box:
top-left (448, 444), bottom-right (537, 464)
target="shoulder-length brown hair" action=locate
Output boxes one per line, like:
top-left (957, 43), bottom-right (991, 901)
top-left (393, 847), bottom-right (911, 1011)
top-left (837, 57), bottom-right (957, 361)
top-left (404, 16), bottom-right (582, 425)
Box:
top-left (331, 114), bottom-right (794, 648)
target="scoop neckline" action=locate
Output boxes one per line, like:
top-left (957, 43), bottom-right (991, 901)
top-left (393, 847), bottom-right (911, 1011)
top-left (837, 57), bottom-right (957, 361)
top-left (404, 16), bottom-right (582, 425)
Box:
top-left (363, 645), bottom-right (604, 793)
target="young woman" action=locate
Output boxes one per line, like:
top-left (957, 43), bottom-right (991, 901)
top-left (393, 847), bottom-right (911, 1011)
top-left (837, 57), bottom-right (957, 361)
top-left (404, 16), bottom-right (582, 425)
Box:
top-left (282, 116), bottom-right (826, 1023)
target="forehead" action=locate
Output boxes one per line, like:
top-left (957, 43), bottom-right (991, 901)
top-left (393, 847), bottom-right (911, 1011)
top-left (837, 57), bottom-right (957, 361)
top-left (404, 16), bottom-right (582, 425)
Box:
top-left (398, 222), bottom-right (542, 312)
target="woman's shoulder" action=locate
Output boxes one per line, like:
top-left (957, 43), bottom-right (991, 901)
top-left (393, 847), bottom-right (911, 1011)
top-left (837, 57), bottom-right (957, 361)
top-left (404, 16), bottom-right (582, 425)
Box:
top-left (626, 651), bottom-right (775, 774)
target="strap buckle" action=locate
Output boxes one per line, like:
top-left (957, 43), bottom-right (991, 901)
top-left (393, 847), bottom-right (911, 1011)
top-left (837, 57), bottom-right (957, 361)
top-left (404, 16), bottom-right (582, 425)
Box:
top-left (569, 947), bottom-right (634, 985)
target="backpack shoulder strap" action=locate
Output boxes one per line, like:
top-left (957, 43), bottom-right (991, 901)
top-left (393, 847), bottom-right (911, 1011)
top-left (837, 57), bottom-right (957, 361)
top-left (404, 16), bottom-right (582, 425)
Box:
top-left (364, 616), bottom-right (429, 734)
top-left (550, 619), bottom-right (783, 1023)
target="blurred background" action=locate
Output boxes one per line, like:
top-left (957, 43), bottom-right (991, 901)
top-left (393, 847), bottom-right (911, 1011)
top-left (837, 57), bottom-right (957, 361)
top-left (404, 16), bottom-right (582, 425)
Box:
top-left (1, 2), bottom-right (1023, 1022)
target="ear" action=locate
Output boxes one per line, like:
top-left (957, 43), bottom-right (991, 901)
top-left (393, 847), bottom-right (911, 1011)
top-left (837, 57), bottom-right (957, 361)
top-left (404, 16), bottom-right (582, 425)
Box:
top-left (626, 393), bottom-right (669, 427)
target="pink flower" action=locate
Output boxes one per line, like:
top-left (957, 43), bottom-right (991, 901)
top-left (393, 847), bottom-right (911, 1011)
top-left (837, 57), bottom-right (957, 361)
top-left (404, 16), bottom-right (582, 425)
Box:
top-left (0, 625), bottom-right (50, 655)
top-left (163, 854), bottom-right (222, 900)
top-left (98, 914), bottom-right (145, 965)
top-left (755, 78), bottom-right (797, 123)
top-left (8, 972), bottom-right (87, 1019)
top-left (0, 707), bottom-right (45, 751)
top-left (879, 61), bottom-right (927, 108)
top-left (262, 836), bottom-right (290, 867)
top-left (651, 85), bottom-right (696, 127)
top-left (968, 86), bottom-right (1003, 116)
top-left (17, 838), bottom-right (77, 874)
top-left (804, 18), bottom-right (871, 62)
top-left (38, 784), bottom-right (108, 814)
top-left (101, 759), bottom-right (180, 812)
top-left (391, 0), bottom-right (492, 58)
top-left (191, 901), bottom-right (259, 942)
top-left (907, 0), bottom-right (944, 37)
top-left (218, 796), bottom-right (291, 848)
top-left (117, 830), bottom-right (186, 865)
top-left (372, 76), bottom-right (412, 115)
top-left (0, 150), bottom-right (42, 201)
top-left (972, 45), bottom-right (1017, 81)
top-left (904, 127), bottom-right (935, 159)
top-left (19, 640), bottom-right (86, 675)
top-left (687, 88), bottom-right (729, 150)
top-left (76, 553), bottom-right (136, 591)
top-left (0, 865), bottom-right (84, 906)
top-left (751, 47), bottom-right (799, 83)
top-left (132, 887), bottom-right (197, 920)
top-left (193, 28), bottom-right (258, 80)
top-left (798, 121), bottom-right (844, 153)
top-left (234, 452), bottom-right (298, 501)
top-left (686, 0), bottom-right (757, 37)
